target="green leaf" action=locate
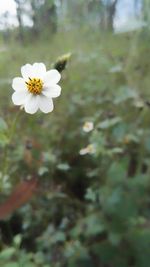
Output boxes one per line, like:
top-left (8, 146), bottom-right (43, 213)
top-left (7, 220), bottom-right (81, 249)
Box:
top-left (0, 133), bottom-right (9, 147)
top-left (0, 247), bottom-right (16, 260)
top-left (38, 166), bottom-right (49, 176)
top-left (3, 263), bottom-right (19, 267)
top-left (85, 214), bottom-right (105, 236)
top-left (131, 229), bottom-right (150, 267)
top-left (91, 241), bottom-right (117, 264)
top-left (0, 117), bottom-right (7, 131)
top-left (85, 188), bottom-right (96, 202)
top-left (57, 163), bottom-right (70, 171)
top-left (98, 117), bottom-right (122, 129)
top-left (65, 240), bottom-right (88, 259)
top-left (114, 86), bottom-right (137, 104)
top-left (108, 232), bottom-right (122, 245)
top-left (108, 161), bottom-right (127, 183)
top-left (13, 234), bottom-right (22, 247)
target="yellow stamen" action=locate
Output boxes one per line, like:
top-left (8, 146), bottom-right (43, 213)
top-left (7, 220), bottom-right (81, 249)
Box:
top-left (26, 77), bottom-right (43, 95)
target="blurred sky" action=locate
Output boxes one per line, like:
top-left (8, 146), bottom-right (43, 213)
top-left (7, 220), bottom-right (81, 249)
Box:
top-left (0, 0), bottom-right (143, 30)
top-left (0, 0), bottom-right (17, 14)
top-left (115, 0), bottom-right (142, 26)
top-left (0, 0), bottom-right (17, 28)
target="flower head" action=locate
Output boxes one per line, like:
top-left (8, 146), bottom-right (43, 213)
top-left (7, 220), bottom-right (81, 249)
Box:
top-left (79, 144), bottom-right (96, 156)
top-left (12, 63), bottom-right (61, 114)
top-left (83, 121), bottom-right (94, 133)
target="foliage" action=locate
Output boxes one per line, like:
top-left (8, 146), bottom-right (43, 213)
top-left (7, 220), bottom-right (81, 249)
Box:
top-left (0, 22), bottom-right (150, 267)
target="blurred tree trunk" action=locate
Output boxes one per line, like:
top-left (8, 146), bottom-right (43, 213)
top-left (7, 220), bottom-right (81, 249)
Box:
top-left (14, 0), bottom-right (24, 42)
top-left (142, 0), bottom-right (150, 26)
top-left (100, 0), bottom-right (118, 32)
top-left (1, 12), bottom-right (11, 43)
top-left (30, 0), bottom-right (39, 35)
top-left (107, 0), bottom-right (118, 31)
top-left (42, 2), bottom-right (57, 33)
top-left (30, 0), bottom-right (57, 35)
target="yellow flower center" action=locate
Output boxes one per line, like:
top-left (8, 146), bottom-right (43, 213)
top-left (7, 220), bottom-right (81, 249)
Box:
top-left (26, 78), bottom-right (43, 95)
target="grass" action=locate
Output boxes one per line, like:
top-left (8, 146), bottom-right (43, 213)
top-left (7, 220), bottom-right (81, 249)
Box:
top-left (0, 27), bottom-right (149, 190)
top-left (0, 27), bottom-right (150, 267)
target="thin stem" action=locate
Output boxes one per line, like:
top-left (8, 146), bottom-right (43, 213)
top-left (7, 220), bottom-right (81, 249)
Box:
top-left (8, 109), bottom-right (21, 144)
top-left (2, 109), bottom-right (21, 179)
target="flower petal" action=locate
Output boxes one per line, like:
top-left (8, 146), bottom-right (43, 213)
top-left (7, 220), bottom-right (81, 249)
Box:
top-left (12, 77), bottom-right (27, 92)
top-left (43, 84), bottom-right (61, 98)
top-left (21, 64), bottom-right (33, 80)
top-left (32, 63), bottom-right (46, 78)
top-left (24, 94), bottom-right (39, 114)
top-left (43, 69), bottom-right (61, 84)
top-left (21, 63), bottom-right (47, 81)
top-left (12, 91), bottom-right (28, 105)
top-left (39, 95), bottom-right (54, 113)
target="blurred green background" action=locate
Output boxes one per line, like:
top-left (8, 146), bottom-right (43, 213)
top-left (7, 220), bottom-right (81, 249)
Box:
top-left (0, 0), bottom-right (150, 266)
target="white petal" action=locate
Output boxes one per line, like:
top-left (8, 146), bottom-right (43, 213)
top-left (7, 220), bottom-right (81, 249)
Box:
top-left (43, 69), bottom-right (61, 84)
top-left (32, 63), bottom-right (46, 78)
top-left (21, 64), bottom-right (33, 80)
top-left (39, 95), bottom-right (54, 113)
top-left (12, 91), bottom-right (28, 105)
top-left (43, 84), bottom-right (61, 98)
top-left (12, 77), bottom-right (27, 92)
top-left (24, 94), bottom-right (39, 114)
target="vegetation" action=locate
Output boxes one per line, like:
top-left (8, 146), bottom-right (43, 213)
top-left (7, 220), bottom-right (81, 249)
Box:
top-left (0, 1), bottom-right (150, 266)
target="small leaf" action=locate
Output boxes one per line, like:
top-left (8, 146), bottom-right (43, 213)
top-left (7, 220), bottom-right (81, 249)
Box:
top-left (108, 232), bottom-right (122, 245)
top-left (38, 166), bottom-right (49, 176)
top-left (0, 247), bottom-right (16, 260)
top-left (13, 234), bottom-right (22, 247)
top-left (57, 163), bottom-right (70, 171)
top-left (98, 117), bottom-right (122, 129)
top-left (114, 86), bottom-right (137, 104)
top-left (85, 188), bottom-right (96, 202)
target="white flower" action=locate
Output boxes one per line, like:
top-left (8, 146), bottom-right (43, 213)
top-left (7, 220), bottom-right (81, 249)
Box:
top-left (12, 63), bottom-right (61, 114)
top-left (83, 121), bottom-right (94, 132)
top-left (79, 144), bottom-right (96, 156)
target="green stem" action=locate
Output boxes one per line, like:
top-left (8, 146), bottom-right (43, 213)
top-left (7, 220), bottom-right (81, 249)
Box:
top-left (2, 109), bottom-right (21, 178)
top-left (8, 109), bottom-right (21, 144)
